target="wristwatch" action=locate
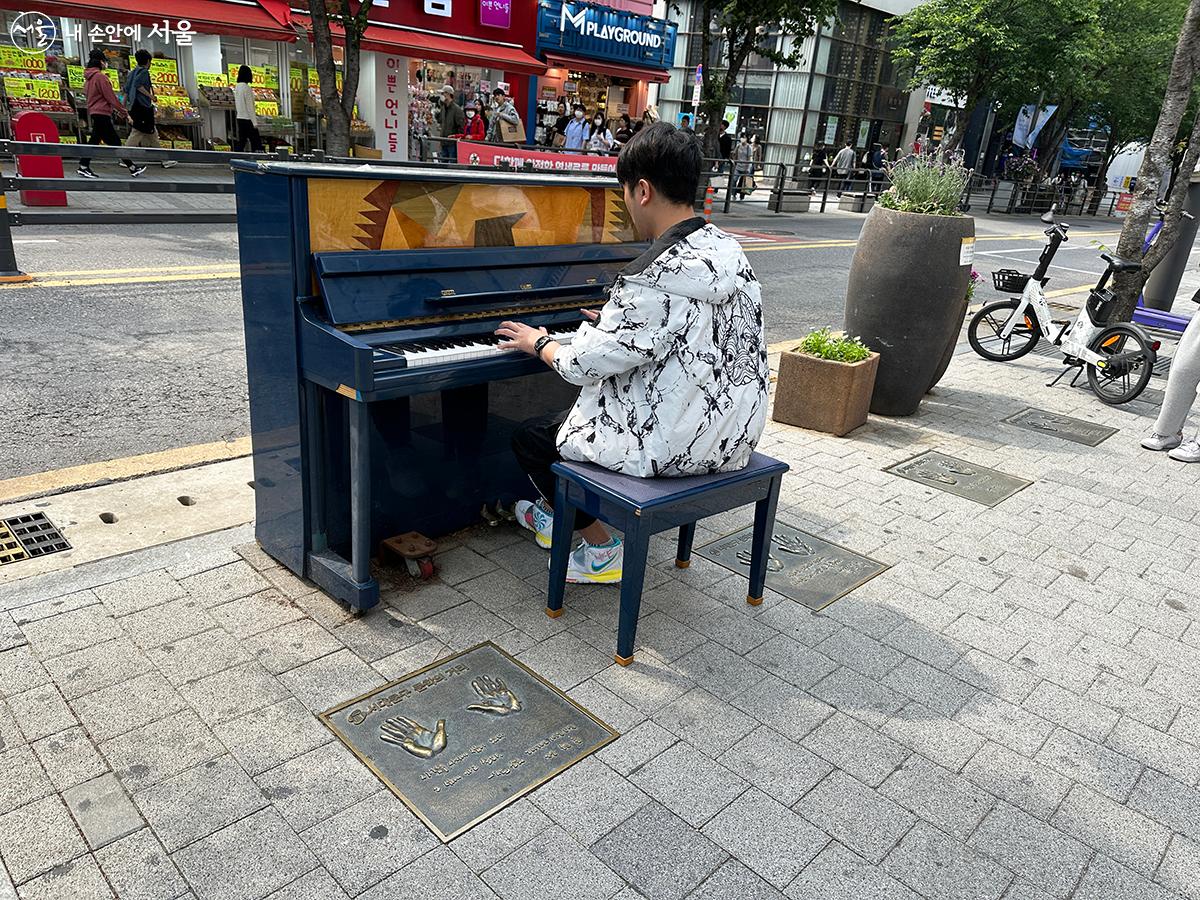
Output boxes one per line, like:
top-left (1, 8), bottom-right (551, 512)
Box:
top-left (533, 334), bottom-right (554, 357)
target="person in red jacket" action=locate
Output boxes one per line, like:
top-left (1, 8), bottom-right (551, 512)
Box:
top-left (463, 101), bottom-right (486, 141)
top-left (78, 49), bottom-right (142, 178)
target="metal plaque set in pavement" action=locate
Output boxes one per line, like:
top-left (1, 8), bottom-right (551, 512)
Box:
top-left (886, 450), bottom-right (1032, 506)
top-left (696, 520), bottom-right (889, 611)
top-left (1003, 407), bottom-right (1119, 446)
top-left (320, 642), bottom-right (617, 841)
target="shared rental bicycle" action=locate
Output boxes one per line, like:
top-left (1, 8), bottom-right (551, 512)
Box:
top-left (967, 206), bottom-right (1159, 405)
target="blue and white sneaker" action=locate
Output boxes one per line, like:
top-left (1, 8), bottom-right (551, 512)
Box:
top-left (515, 498), bottom-right (554, 549)
top-left (566, 537), bottom-right (623, 585)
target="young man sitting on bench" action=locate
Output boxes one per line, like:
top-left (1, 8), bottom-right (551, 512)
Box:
top-left (495, 122), bottom-right (770, 585)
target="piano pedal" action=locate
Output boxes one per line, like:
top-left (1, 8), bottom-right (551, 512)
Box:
top-left (379, 532), bottom-right (437, 581)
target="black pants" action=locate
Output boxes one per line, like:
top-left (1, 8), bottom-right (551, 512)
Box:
top-left (511, 411), bottom-right (596, 528)
top-left (236, 118), bottom-right (264, 153)
top-left (81, 114), bottom-right (131, 170)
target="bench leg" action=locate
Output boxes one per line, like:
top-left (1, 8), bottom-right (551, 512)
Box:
top-left (747, 476), bottom-right (782, 606)
top-left (675, 522), bottom-right (696, 568)
top-left (615, 518), bottom-right (650, 666)
top-left (546, 476), bottom-right (574, 619)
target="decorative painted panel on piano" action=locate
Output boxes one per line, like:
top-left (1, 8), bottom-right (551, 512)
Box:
top-left (232, 161), bottom-right (647, 612)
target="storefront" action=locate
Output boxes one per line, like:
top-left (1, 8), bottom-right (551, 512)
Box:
top-left (531, 0), bottom-right (675, 145)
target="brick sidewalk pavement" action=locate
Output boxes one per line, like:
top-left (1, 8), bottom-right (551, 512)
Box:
top-left (1, 344), bottom-right (1198, 900)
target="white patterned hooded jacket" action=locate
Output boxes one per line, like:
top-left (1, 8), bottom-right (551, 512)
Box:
top-left (551, 219), bottom-right (769, 477)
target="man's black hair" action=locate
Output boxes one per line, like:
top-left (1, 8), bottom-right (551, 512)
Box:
top-left (719, 119), bottom-right (728, 130)
top-left (135, 49), bottom-right (151, 66)
top-left (616, 121), bottom-right (700, 206)
top-left (680, 114), bottom-right (690, 123)
top-left (492, 87), bottom-right (505, 97)
top-left (87, 48), bottom-right (105, 68)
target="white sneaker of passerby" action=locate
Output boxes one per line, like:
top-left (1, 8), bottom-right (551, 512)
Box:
top-left (162, 160), bottom-right (178, 168)
top-left (515, 498), bottom-right (554, 549)
top-left (1167, 437), bottom-right (1200, 463)
top-left (1141, 430), bottom-right (1183, 451)
top-left (565, 537), bottom-right (623, 584)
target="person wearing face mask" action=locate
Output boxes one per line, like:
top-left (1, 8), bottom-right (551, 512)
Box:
top-left (463, 100), bottom-right (486, 141)
top-left (563, 104), bottom-right (589, 150)
top-left (549, 101), bottom-right (570, 148)
top-left (587, 112), bottom-right (613, 153)
top-left (733, 132), bottom-right (754, 199)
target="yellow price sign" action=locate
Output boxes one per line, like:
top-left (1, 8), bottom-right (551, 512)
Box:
top-left (255, 100), bottom-right (279, 117)
top-left (67, 64), bottom-right (83, 88)
top-left (32, 79), bottom-right (59, 101)
top-left (196, 71), bottom-right (228, 87)
top-left (0, 45), bottom-right (45, 71)
top-left (156, 94), bottom-right (192, 109)
top-left (229, 64), bottom-right (280, 90)
top-left (149, 58), bottom-right (179, 86)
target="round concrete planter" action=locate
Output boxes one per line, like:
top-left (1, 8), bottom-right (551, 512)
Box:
top-left (772, 349), bottom-right (880, 437)
top-left (843, 204), bottom-right (974, 415)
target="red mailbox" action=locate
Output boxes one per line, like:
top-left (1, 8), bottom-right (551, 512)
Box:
top-left (12, 111), bottom-right (67, 207)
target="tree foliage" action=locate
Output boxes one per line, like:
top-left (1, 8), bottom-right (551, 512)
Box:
top-left (309, 0), bottom-right (375, 157)
top-left (697, 0), bottom-right (837, 160)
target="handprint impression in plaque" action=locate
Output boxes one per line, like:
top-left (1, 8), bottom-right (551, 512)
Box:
top-left (466, 675), bottom-right (522, 716)
top-left (380, 715), bottom-right (448, 759)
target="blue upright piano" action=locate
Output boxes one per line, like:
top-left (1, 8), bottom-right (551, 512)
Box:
top-left (232, 160), bottom-right (645, 612)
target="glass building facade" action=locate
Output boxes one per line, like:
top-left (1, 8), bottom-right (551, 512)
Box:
top-left (657, 0), bottom-right (913, 169)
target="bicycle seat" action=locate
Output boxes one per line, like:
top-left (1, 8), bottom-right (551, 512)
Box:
top-left (1101, 252), bottom-right (1141, 273)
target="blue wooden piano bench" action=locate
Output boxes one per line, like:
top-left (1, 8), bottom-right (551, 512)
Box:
top-left (546, 452), bottom-right (789, 666)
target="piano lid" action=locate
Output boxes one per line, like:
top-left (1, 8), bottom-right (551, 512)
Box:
top-left (230, 160), bottom-right (622, 191)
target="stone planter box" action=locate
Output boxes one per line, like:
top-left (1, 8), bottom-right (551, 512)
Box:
top-left (838, 192), bottom-right (875, 213)
top-left (769, 189), bottom-right (812, 213)
top-left (772, 349), bottom-right (880, 437)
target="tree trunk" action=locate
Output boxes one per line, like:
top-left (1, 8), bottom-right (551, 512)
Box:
top-left (1110, 0), bottom-right (1200, 320)
top-left (308, 0), bottom-right (372, 158)
top-left (942, 93), bottom-right (980, 152)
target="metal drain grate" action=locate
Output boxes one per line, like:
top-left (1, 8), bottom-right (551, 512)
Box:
top-left (0, 512), bottom-right (70, 565)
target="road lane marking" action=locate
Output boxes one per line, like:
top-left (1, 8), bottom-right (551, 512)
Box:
top-left (0, 271), bottom-right (240, 289)
top-left (27, 262), bottom-right (239, 277)
top-left (13, 239), bottom-right (59, 244)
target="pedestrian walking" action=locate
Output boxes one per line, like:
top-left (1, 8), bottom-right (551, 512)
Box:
top-left (497, 123), bottom-right (768, 582)
top-left (614, 113), bottom-right (634, 148)
top-left (123, 50), bottom-right (176, 169)
top-left (587, 112), bottom-right (614, 154)
top-left (486, 87), bottom-right (523, 144)
top-left (549, 101), bottom-right (570, 147)
top-left (77, 50), bottom-right (142, 178)
top-left (434, 84), bottom-right (464, 162)
top-left (563, 104), bottom-right (589, 150)
top-left (463, 101), bottom-right (486, 141)
top-left (832, 140), bottom-right (856, 194)
top-left (867, 142), bottom-right (885, 192)
top-left (233, 65), bottom-right (264, 153)
top-left (718, 120), bottom-right (733, 174)
top-left (733, 133), bottom-right (754, 199)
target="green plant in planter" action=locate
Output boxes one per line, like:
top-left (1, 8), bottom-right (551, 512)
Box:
top-left (794, 328), bottom-right (872, 363)
top-left (877, 152), bottom-right (971, 216)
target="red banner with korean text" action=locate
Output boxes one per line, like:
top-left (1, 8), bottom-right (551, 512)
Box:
top-left (456, 141), bottom-right (617, 174)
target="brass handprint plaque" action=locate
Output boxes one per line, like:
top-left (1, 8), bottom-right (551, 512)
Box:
top-left (1003, 407), bottom-right (1118, 446)
top-left (886, 450), bottom-right (1033, 506)
top-left (319, 642), bottom-right (617, 842)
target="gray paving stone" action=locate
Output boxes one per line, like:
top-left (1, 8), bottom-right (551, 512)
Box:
top-left (880, 755), bottom-right (994, 840)
top-left (1105, 716), bottom-right (1200, 786)
top-left (173, 808), bottom-right (316, 900)
top-left (732, 674), bottom-right (835, 742)
top-left (0, 745), bottom-right (52, 815)
top-left (882, 701), bottom-right (987, 772)
top-left (331, 608), bottom-right (434, 663)
top-left (883, 820), bottom-right (1011, 900)
top-left (0, 614), bottom-right (24, 654)
top-left (1009, 641), bottom-right (1099, 697)
top-left (1170, 703), bottom-right (1200, 746)
top-left (31, 727), bottom-right (107, 792)
top-left (256, 741), bottom-right (380, 832)
top-left (954, 694), bottom-right (1055, 758)
top-left (673, 641), bottom-right (769, 702)
top-left (263, 868), bottom-right (352, 900)
top-left (597, 719), bottom-right (677, 776)
top-left (745, 634), bottom-right (838, 690)
top-left (146, 627), bottom-right (253, 686)
top-left (608, 610), bottom-right (705, 663)
top-left (1157, 834), bottom-right (1200, 900)
top-left (1022, 681), bottom-right (1118, 743)
top-left (9, 590), bottom-right (100, 626)
top-left (133, 755), bottom-right (265, 852)
top-left (1129, 768), bottom-right (1200, 843)
top-left (689, 859), bottom-right (786, 900)
top-left (420, 601), bottom-right (513, 651)
top-left (943, 615), bottom-right (1027, 661)
top-left (448, 799), bottom-right (551, 874)
top-left (755, 598), bottom-right (840, 648)
top-left (567, 679), bottom-right (645, 733)
top-left (277, 649), bottom-right (385, 713)
top-left (787, 843), bottom-right (923, 900)
top-left (63, 772), bottom-right (144, 850)
top-left (794, 770), bottom-right (915, 864)
top-left (514, 631), bottom-right (613, 691)
top-left (1086, 674), bottom-right (1177, 732)
top-left (13, 854), bottom-right (112, 900)
top-left (260, 566), bottom-right (319, 600)
top-left (716, 725), bottom-right (831, 807)
top-left (93, 570), bottom-right (185, 618)
top-left (800, 711), bottom-right (909, 787)
top-left (358, 846), bottom-right (495, 900)
top-left (962, 741), bottom-right (1071, 820)
top-left (0, 647), bottom-right (47, 701)
top-left (814, 626), bottom-right (906, 681)
top-left (630, 741), bottom-right (748, 827)
top-left (967, 803), bottom-right (1090, 898)
top-left (883, 619), bottom-right (965, 672)
top-left (808, 667), bottom-right (907, 730)
top-left (211, 588), bottom-right (307, 640)
top-left (244, 618), bottom-right (342, 676)
top-left (299, 790), bottom-right (438, 896)
top-left (482, 825), bottom-right (622, 900)
top-left (99, 710), bottom-right (224, 791)
top-left (1050, 783), bottom-right (1170, 877)
top-left (180, 660), bottom-right (291, 726)
top-left (592, 652), bottom-right (693, 716)
top-left (7, 683), bottom-right (75, 743)
top-left (42, 638), bottom-right (152, 701)
top-left (1001, 880), bottom-right (1056, 900)
top-left (882, 657), bottom-right (978, 716)
top-left (94, 827), bottom-right (188, 900)
top-left (373, 638), bottom-right (453, 680)
top-left (19, 605), bottom-right (123, 660)
top-left (653, 688), bottom-right (757, 758)
top-left (456, 566), bottom-right (539, 612)
top-left (592, 802), bottom-right (727, 900)
top-left (72, 673), bottom-right (186, 743)
top-left (528, 756), bottom-right (649, 846)
top-left (1072, 854), bottom-right (1183, 900)
top-left (0, 794), bottom-right (87, 884)
top-left (691, 604), bottom-right (776, 656)
top-left (1034, 728), bottom-right (1142, 804)
top-left (179, 561), bottom-right (271, 608)
top-left (118, 596), bottom-right (216, 652)
top-left (213, 697), bottom-right (332, 777)
top-left (701, 788), bottom-right (828, 888)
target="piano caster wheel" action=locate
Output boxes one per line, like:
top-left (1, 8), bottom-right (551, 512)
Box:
top-left (381, 532), bottom-right (438, 581)
top-left (404, 556), bottom-right (435, 579)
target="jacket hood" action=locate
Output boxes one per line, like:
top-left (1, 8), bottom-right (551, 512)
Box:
top-left (84, 66), bottom-right (103, 78)
top-left (647, 224), bottom-right (746, 306)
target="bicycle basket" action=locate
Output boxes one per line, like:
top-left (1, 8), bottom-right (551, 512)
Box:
top-left (1086, 288), bottom-right (1118, 327)
top-left (992, 269), bottom-right (1031, 293)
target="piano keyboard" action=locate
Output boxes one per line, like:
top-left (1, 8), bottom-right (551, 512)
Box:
top-left (374, 324), bottom-right (579, 369)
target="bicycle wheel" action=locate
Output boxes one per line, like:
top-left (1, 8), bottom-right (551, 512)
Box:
top-left (1086, 324), bottom-right (1155, 405)
top-left (968, 299), bottom-right (1041, 361)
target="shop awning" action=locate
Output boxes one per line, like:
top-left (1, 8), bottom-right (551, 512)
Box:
top-left (543, 52), bottom-right (670, 84)
top-left (13, 0), bottom-right (299, 41)
top-left (357, 25), bottom-right (547, 76)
